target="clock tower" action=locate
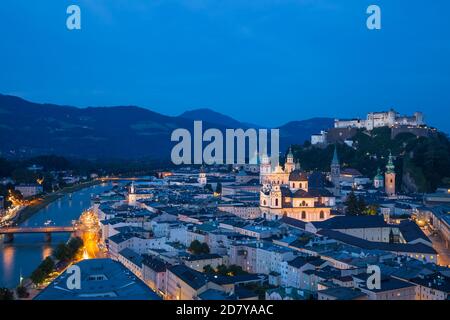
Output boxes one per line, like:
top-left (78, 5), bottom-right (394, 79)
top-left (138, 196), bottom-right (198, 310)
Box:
top-left (385, 152), bottom-right (396, 196)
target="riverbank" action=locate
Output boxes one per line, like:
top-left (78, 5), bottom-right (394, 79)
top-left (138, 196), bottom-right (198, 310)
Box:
top-left (14, 180), bottom-right (101, 225)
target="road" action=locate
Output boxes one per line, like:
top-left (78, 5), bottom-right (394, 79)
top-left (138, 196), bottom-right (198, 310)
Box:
top-left (424, 229), bottom-right (450, 267)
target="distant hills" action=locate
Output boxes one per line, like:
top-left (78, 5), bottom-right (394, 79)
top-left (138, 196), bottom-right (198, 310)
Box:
top-left (0, 94), bottom-right (333, 159)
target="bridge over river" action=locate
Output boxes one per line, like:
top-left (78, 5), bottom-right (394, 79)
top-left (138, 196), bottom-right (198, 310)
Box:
top-left (0, 226), bottom-right (77, 242)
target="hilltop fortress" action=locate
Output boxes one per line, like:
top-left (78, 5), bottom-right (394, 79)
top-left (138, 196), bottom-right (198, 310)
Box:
top-left (311, 109), bottom-right (432, 146)
top-left (334, 109), bottom-right (424, 131)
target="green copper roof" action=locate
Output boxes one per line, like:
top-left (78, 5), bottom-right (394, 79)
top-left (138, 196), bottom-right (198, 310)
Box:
top-left (386, 152), bottom-right (395, 174)
top-left (375, 168), bottom-right (384, 180)
top-left (331, 145), bottom-right (339, 166)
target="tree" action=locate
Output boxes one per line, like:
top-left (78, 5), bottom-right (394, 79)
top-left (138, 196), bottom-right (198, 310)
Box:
top-left (345, 192), bottom-right (360, 216)
top-left (188, 240), bottom-right (210, 255)
top-left (357, 196), bottom-right (368, 214)
top-left (40, 257), bottom-right (55, 274)
top-left (53, 237), bottom-right (84, 262)
top-left (0, 288), bottom-right (14, 300)
top-left (216, 264), bottom-right (228, 275)
top-left (67, 237), bottom-right (84, 257)
top-left (200, 242), bottom-right (210, 254)
top-left (53, 243), bottom-right (71, 261)
top-left (345, 192), bottom-right (368, 216)
top-left (30, 256), bottom-right (55, 285)
top-left (203, 265), bottom-right (215, 274)
top-left (365, 204), bottom-right (379, 216)
top-left (227, 265), bottom-right (247, 276)
top-left (215, 182), bottom-right (222, 195)
top-left (30, 268), bottom-right (46, 285)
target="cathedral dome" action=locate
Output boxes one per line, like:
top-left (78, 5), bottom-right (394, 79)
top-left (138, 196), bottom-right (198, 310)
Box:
top-left (292, 189), bottom-right (312, 198)
top-left (289, 170), bottom-right (308, 182)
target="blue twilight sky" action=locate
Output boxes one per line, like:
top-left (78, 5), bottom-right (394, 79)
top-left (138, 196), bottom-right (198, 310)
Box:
top-left (0, 0), bottom-right (449, 131)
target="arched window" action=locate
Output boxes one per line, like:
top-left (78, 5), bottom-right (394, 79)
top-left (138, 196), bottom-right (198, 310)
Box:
top-left (275, 198), bottom-right (279, 206)
top-left (301, 200), bottom-right (306, 207)
top-left (263, 200), bottom-right (266, 206)
top-left (293, 183), bottom-right (295, 188)
top-left (301, 211), bottom-right (306, 220)
top-left (299, 183), bottom-right (302, 189)
top-left (320, 211), bottom-right (324, 219)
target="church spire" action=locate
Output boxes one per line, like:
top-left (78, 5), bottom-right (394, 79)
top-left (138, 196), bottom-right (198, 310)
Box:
top-left (330, 145), bottom-right (341, 197)
top-left (332, 145), bottom-right (339, 166)
top-left (386, 151), bottom-right (395, 174)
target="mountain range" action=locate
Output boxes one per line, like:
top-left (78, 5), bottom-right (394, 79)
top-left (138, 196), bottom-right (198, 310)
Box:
top-left (0, 94), bottom-right (333, 160)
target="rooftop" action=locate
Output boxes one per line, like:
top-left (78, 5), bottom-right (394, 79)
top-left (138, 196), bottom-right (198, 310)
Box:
top-left (35, 258), bottom-right (161, 300)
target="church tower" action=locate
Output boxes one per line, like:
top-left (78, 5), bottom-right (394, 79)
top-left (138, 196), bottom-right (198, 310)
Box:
top-left (330, 145), bottom-right (341, 196)
top-left (128, 181), bottom-right (137, 205)
top-left (373, 168), bottom-right (384, 189)
top-left (259, 153), bottom-right (272, 184)
top-left (198, 167), bottom-right (207, 186)
top-left (284, 147), bottom-right (295, 173)
top-left (385, 152), bottom-right (396, 196)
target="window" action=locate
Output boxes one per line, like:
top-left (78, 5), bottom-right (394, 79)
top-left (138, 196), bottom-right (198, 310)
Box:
top-left (301, 211), bottom-right (306, 219)
top-left (299, 183), bottom-right (302, 189)
top-left (301, 200), bottom-right (306, 206)
top-left (275, 198), bottom-right (279, 206)
top-left (293, 183), bottom-right (295, 188)
top-left (320, 211), bottom-right (324, 219)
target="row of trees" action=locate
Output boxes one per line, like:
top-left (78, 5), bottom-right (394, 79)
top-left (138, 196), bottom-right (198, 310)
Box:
top-left (30, 237), bottom-right (84, 285)
top-left (53, 237), bottom-right (84, 262)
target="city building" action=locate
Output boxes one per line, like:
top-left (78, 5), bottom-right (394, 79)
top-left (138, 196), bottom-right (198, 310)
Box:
top-left (142, 254), bottom-right (169, 296)
top-left (15, 183), bottom-right (43, 198)
top-left (34, 258), bottom-right (161, 300)
top-left (356, 275), bottom-right (417, 300)
top-left (184, 253), bottom-right (224, 272)
top-left (259, 150), bottom-right (334, 222)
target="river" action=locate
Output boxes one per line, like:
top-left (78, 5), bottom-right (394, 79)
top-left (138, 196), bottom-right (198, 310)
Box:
top-left (0, 182), bottom-right (113, 288)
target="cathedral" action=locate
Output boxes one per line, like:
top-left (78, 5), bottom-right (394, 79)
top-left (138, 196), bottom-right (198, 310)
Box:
top-left (259, 148), bottom-right (335, 222)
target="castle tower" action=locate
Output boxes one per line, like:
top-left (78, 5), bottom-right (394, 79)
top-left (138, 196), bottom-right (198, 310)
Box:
top-left (198, 167), bottom-right (207, 186)
top-left (284, 147), bottom-right (295, 173)
top-left (385, 152), bottom-right (396, 196)
top-left (330, 145), bottom-right (341, 196)
top-left (259, 153), bottom-right (272, 184)
top-left (373, 168), bottom-right (384, 189)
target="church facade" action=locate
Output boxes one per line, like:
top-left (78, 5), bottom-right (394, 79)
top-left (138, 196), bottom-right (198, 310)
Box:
top-left (259, 149), bottom-right (335, 222)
